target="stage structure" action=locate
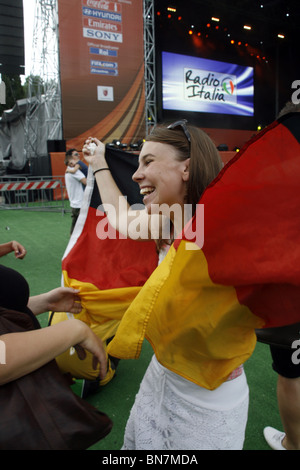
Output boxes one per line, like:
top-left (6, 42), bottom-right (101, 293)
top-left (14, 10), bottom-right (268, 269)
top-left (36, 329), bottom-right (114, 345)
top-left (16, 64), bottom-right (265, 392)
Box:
top-left (58, 0), bottom-right (156, 150)
top-left (143, 0), bottom-right (157, 136)
top-left (25, 0), bottom-right (156, 159)
top-left (24, 0), bottom-right (63, 162)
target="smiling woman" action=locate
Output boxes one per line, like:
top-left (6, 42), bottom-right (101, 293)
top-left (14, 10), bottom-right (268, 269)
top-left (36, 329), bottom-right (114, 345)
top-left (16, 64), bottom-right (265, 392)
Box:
top-left (78, 123), bottom-right (258, 452)
top-left (132, 140), bottom-right (190, 217)
top-left (83, 122), bottom-right (221, 244)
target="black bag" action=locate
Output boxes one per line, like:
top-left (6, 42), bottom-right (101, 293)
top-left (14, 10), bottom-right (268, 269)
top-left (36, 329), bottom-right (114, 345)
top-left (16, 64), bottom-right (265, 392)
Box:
top-left (0, 306), bottom-right (113, 450)
top-left (255, 322), bottom-right (300, 349)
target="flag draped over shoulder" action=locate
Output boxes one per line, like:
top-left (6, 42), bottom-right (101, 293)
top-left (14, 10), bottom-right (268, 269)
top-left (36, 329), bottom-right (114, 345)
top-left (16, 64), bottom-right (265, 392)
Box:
top-left (107, 112), bottom-right (300, 390)
top-left (62, 147), bottom-right (158, 327)
top-left (52, 147), bottom-right (158, 379)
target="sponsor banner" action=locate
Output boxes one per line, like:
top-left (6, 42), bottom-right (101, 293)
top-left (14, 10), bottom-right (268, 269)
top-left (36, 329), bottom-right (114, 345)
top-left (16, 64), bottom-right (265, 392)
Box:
top-left (97, 85), bottom-right (114, 101)
top-left (82, 0), bottom-right (122, 13)
top-left (91, 59), bottom-right (118, 68)
top-left (83, 17), bottom-right (123, 32)
top-left (92, 67), bottom-right (118, 76)
top-left (89, 46), bottom-right (118, 57)
top-left (58, 0), bottom-right (145, 143)
top-left (83, 27), bottom-right (123, 42)
top-left (82, 7), bottom-right (122, 22)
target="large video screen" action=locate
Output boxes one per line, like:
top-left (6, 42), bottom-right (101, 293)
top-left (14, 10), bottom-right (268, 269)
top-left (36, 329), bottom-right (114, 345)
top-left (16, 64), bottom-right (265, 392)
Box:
top-left (162, 51), bottom-right (254, 117)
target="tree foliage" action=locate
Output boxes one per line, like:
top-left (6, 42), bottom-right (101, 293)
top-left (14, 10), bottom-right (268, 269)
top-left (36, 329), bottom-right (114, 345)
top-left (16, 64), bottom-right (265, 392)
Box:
top-left (0, 74), bottom-right (25, 115)
top-left (0, 74), bottom-right (45, 117)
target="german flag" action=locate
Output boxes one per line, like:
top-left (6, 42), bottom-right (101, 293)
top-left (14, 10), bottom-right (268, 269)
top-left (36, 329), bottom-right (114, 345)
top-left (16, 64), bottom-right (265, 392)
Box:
top-left (107, 112), bottom-right (300, 390)
top-left (51, 147), bottom-right (158, 380)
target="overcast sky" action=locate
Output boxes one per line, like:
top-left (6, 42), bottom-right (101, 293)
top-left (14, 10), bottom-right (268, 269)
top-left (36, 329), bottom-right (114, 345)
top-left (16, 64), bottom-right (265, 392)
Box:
top-left (23, 0), bottom-right (36, 77)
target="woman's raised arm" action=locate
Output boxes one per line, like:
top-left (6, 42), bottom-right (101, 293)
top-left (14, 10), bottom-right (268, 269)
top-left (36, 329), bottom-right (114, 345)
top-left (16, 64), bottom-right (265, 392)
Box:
top-left (82, 137), bottom-right (155, 240)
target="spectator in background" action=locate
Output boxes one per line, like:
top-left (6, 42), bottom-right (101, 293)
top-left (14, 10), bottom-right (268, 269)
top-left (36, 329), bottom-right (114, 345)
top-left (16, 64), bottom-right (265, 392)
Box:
top-left (263, 101), bottom-right (300, 450)
top-left (65, 149), bottom-right (88, 178)
top-left (64, 167), bottom-right (87, 235)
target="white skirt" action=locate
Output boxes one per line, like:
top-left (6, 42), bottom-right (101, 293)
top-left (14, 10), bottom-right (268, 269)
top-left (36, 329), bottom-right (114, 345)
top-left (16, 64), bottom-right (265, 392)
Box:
top-left (122, 355), bottom-right (249, 450)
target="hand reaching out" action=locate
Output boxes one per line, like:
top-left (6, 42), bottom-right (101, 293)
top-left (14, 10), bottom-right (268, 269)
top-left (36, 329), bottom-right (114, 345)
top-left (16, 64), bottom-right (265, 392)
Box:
top-left (11, 241), bottom-right (27, 259)
top-left (0, 240), bottom-right (27, 259)
top-left (44, 287), bottom-right (83, 314)
top-left (73, 325), bottom-right (108, 379)
top-left (28, 287), bottom-right (83, 316)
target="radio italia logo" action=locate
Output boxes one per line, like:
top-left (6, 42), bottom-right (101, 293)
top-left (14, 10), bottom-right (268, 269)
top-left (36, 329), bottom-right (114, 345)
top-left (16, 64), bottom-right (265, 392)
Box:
top-left (222, 77), bottom-right (235, 95)
top-left (184, 68), bottom-right (237, 103)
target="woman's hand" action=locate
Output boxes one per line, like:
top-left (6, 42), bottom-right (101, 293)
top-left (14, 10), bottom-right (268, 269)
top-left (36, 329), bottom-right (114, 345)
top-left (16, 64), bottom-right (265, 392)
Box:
top-left (43, 287), bottom-right (82, 314)
top-left (73, 323), bottom-right (108, 379)
top-left (28, 287), bottom-right (82, 315)
top-left (0, 240), bottom-right (27, 259)
top-left (11, 241), bottom-right (27, 259)
top-left (82, 137), bottom-right (107, 171)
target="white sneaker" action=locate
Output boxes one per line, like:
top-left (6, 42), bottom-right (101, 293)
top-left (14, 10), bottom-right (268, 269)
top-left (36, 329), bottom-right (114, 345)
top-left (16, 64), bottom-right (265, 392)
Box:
top-left (263, 426), bottom-right (286, 450)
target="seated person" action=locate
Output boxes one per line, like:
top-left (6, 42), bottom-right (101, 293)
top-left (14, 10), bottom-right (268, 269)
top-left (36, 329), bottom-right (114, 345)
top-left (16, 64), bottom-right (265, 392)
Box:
top-left (0, 264), bottom-right (107, 386)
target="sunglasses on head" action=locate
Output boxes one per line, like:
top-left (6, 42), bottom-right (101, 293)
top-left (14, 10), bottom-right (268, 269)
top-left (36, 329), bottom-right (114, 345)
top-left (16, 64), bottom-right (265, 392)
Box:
top-left (167, 119), bottom-right (191, 144)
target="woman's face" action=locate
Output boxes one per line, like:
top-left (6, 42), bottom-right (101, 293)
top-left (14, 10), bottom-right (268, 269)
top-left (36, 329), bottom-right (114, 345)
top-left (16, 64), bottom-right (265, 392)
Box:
top-left (132, 141), bottom-right (190, 214)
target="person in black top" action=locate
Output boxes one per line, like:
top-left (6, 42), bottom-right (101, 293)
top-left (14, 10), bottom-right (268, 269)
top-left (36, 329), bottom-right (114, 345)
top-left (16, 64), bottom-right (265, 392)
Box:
top-left (0, 259), bottom-right (107, 385)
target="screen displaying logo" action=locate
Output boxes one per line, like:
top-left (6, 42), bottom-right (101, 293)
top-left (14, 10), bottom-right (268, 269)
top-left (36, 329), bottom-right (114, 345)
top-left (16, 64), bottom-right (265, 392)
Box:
top-left (222, 77), bottom-right (235, 95)
top-left (162, 52), bottom-right (254, 117)
top-left (184, 69), bottom-right (237, 105)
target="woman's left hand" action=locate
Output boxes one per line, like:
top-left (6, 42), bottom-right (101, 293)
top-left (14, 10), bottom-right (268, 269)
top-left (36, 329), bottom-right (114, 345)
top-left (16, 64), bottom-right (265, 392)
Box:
top-left (11, 240), bottom-right (27, 259)
top-left (28, 287), bottom-right (83, 315)
top-left (45, 287), bottom-right (82, 314)
top-left (82, 137), bottom-right (107, 171)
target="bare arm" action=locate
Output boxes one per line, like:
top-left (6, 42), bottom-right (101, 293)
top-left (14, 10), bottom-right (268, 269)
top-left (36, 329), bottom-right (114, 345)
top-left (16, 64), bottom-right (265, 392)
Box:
top-left (0, 241), bottom-right (27, 259)
top-left (82, 138), bottom-right (155, 239)
top-left (27, 287), bottom-right (82, 316)
top-left (0, 319), bottom-right (107, 385)
top-left (66, 163), bottom-right (81, 174)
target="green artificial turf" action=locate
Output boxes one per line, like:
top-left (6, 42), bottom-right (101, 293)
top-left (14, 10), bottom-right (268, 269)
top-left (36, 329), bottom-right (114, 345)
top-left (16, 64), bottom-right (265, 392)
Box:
top-left (0, 209), bottom-right (284, 450)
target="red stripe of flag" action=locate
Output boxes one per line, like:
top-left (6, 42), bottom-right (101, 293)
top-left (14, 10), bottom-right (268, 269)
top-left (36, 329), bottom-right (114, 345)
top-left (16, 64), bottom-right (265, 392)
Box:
top-left (180, 113), bottom-right (300, 328)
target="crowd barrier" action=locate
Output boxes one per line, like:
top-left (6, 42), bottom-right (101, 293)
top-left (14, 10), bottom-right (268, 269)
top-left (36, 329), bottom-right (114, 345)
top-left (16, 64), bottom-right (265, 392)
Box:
top-left (0, 176), bottom-right (67, 214)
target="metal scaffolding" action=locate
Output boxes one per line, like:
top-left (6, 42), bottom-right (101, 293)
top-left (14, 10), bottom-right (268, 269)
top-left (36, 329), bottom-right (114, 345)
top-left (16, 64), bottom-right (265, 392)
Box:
top-left (24, 0), bottom-right (62, 161)
top-left (24, 0), bottom-right (156, 156)
top-left (143, 0), bottom-right (157, 136)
